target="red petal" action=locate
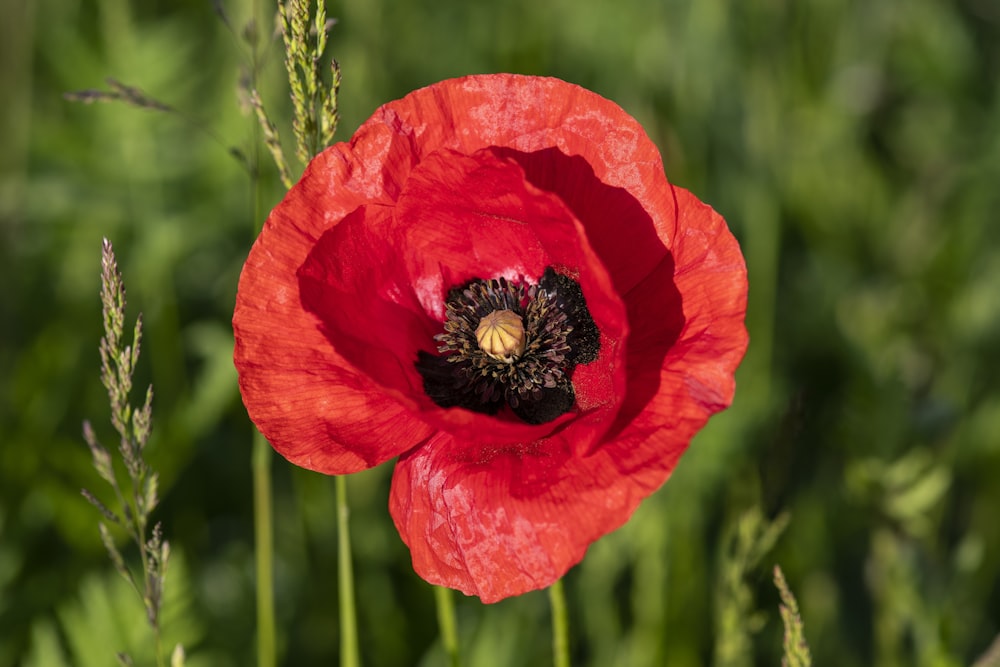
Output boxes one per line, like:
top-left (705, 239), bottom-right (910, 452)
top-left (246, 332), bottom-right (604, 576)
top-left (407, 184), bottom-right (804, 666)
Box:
top-left (660, 186), bottom-right (748, 408)
top-left (388, 184), bottom-right (747, 598)
top-left (389, 428), bottom-right (659, 603)
top-left (236, 75), bottom-right (748, 601)
top-left (233, 152), bottom-right (434, 474)
top-left (601, 185), bottom-right (748, 475)
top-left (378, 79), bottom-right (746, 602)
top-left (297, 205), bottom-right (436, 405)
top-left (364, 75), bottom-right (678, 294)
top-left (391, 147), bottom-right (627, 450)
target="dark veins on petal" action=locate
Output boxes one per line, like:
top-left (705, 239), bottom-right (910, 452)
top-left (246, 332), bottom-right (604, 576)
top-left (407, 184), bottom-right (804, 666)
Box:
top-left (416, 267), bottom-right (599, 425)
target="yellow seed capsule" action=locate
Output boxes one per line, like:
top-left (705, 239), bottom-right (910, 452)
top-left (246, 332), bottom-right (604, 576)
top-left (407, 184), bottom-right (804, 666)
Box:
top-left (475, 309), bottom-right (526, 363)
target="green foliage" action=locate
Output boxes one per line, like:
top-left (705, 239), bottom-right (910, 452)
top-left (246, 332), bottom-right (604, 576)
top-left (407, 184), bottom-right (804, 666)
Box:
top-left (279, 0), bottom-right (341, 164)
top-left (239, 0), bottom-right (342, 188)
top-left (79, 239), bottom-right (171, 666)
top-left (248, 88), bottom-right (293, 190)
top-left (23, 555), bottom-right (201, 667)
top-left (65, 78), bottom-right (174, 113)
top-left (2, 0), bottom-right (999, 665)
top-left (713, 507), bottom-right (789, 667)
top-left (774, 566), bottom-right (811, 667)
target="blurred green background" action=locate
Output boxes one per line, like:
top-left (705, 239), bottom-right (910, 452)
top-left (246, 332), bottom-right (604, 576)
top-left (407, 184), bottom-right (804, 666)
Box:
top-left (2, 0), bottom-right (999, 665)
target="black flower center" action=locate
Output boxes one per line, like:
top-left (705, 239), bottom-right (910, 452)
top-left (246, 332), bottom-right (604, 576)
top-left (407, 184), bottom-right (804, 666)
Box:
top-left (415, 267), bottom-right (600, 425)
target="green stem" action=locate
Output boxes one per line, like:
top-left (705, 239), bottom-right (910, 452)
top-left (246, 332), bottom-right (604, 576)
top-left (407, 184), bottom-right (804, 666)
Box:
top-left (253, 430), bottom-right (276, 667)
top-left (337, 475), bottom-right (360, 667)
top-left (434, 586), bottom-right (460, 667)
top-left (549, 579), bottom-right (570, 667)
top-left (246, 0), bottom-right (277, 663)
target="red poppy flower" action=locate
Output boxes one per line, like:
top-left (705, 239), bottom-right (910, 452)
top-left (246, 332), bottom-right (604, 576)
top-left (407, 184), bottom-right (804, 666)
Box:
top-left (233, 74), bottom-right (748, 603)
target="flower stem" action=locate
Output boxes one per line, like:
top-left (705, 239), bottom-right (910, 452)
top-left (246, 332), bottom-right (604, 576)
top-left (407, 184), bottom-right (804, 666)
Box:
top-left (434, 585), bottom-right (461, 667)
top-left (247, 0), bottom-right (277, 664)
top-left (336, 474), bottom-right (360, 667)
top-left (549, 579), bottom-right (570, 667)
top-left (252, 430), bottom-right (276, 667)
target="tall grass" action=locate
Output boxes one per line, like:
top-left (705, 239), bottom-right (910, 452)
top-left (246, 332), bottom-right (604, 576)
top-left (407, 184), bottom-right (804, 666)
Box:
top-left (2, 0), bottom-right (998, 665)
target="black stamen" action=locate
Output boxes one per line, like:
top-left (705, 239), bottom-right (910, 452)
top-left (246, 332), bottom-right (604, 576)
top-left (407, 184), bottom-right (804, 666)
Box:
top-left (415, 267), bottom-right (600, 424)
